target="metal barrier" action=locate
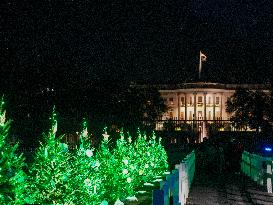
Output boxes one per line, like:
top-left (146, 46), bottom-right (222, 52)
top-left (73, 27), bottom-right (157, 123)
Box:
top-left (153, 150), bottom-right (196, 205)
top-left (241, 151), bottom-right (273, 193)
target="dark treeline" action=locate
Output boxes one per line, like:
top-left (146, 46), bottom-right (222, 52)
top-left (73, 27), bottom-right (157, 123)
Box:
top-left (226, 88), bottom-right (273, 135)
top-left (2, 74), bottom-right (166, 147)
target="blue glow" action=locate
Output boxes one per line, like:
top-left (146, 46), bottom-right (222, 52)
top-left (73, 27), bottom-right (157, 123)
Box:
top-left (264, 147), bottom-right (272, 152)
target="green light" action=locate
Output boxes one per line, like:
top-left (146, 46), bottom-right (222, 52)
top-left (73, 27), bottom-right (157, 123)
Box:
top-left (0, 97), bottom-right (26, 204)
top-left (1, 101), bottom-right (169, 204)
top-left (26, 107), bottom-right (74, 204)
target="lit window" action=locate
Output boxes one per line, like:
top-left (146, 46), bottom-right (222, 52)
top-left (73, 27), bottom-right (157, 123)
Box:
top-left (198, 96), bottom-right (203, 103)
top-left (181, 97), bottom-right (185, 106)
top-left (169, 97), bottom-right (174, 105)
top-left (216, 97), bottom-right (220, 105)
top-left (198, 111), bottom-right (202, 120)
top-left (216, 111), bottom-right (220, 119)
top-left (189, 111), bottom-right (193, 120)
top-left (180, 112), bottom-right (184, 120)
top-left (189, 97), bottom-right (193, 105)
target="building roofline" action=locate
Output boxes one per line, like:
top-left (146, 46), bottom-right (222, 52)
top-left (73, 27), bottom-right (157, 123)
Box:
top-left (134, 82), bottom-right (271, 90)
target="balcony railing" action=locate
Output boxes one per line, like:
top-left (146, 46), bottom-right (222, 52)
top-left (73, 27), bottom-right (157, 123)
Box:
top-left (179, 103), bottom-right (221, 107)
top-left (155, 119), bottom-right (235, 131)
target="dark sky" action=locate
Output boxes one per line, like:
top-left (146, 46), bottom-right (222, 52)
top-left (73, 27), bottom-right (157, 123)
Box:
top-left (1, 0), bottom-right (273, 93)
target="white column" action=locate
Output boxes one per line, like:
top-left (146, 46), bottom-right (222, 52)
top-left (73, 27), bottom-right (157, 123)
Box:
top-left (185, 93), bottom-right (187, 121)
top-left (194, 92), bottom-right (197, 121)
top-left (204, 92), bottom-right (207, 121)
top-left (213, 93), bottom-right (216, 120)
top-left (220, 93), bottom-right (223, 120)
top-left (177, 93), bottom-right (180, 120)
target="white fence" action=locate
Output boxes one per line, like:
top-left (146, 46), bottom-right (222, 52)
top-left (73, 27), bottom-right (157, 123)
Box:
top-left (241, 151), bottom-right (273, 193)
top-left (153, 150), bottom-right (196, 205)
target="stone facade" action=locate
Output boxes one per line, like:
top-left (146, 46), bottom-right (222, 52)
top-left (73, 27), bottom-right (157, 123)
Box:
top-left (159, 82), bottom-right (269, 121)
top-left (156, 82), bottom-right (269, 141)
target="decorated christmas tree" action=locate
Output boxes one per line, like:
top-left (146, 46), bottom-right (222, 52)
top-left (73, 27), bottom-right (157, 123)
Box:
top-left (147, 131), bottom-right (168, 176)
top-left (133, 129), bottom-right (154, 185)
top-left (27, 106), bottom-right (73, 204)
top-left (112, 129), bottom-right (135, 200)
top-left (69, 119), bottom-right (102, 204)
top-left (133, 129), bottom-right (169, 187)
top-left (95, 127), bottom-right (117, 203)
top-left (0, 97), bottom-right (26, 204)
top-left (123, 131), bottom-right (144, 189)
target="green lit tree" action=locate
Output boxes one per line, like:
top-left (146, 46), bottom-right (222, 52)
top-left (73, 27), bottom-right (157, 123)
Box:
top-left (124, 131), bottom-right (141, 190)
top-left (27, 106), bottom-right (73, 204)
top-left (69, 119), bottom-right (103, 204)
top-left (95, 127), bottom-right (116, 203)
top-left (112, 129), bottom-right (135, 200)
top-left (148, 131), bottom-right (168, 176)
top-left (133, 129), bottom-right (154, 185)
top-left (0, 97), bottom-right (26, 205)
top-left (133, 129), bottom-right (169, 188)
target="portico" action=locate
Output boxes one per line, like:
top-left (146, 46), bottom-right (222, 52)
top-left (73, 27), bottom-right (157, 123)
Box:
top-left (156, 82), bottom-right (270, 142)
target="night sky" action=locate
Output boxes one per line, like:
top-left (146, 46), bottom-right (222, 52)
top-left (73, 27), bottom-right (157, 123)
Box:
top-left (1, 0), bottom-right (273, 93)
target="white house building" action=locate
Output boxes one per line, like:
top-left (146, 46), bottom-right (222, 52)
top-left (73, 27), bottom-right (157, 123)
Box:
top-left (156, 82), bottom-right (269, 141)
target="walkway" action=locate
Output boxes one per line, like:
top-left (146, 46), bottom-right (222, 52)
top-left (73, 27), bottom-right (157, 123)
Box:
top-left (187, 160), bottom-right (273, 205)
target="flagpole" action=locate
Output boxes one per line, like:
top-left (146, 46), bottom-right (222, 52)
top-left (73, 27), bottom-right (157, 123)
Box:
top-left (199, 51), bottom-right (202, 80)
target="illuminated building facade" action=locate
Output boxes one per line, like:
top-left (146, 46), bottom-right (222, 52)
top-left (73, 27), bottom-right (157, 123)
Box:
top-left (156, 82), bottom-right (269, 141)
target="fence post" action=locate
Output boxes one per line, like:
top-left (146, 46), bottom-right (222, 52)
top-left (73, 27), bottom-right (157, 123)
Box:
top-left (241, 151), bottom-right (273, 193)
top-left (162, 181), bottom-right (170, 205)
top-left (266, 161), bottom-right (272, 193)
top-left (172, 169), bottom-right (180, 205)
top-left (175, 164), bottom-right (183, 204)
top-left (153, 190), bottom-right (164, 205)
top-left (166, 174), bottom-right (174, 196)
top-left (181, 162), bottom-right (188, 205)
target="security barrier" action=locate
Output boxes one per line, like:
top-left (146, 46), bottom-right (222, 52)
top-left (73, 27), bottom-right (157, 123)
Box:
top-left (153, 150), bottom-right (196, 205)
top-left (241, 151), bottom-right (273, 193)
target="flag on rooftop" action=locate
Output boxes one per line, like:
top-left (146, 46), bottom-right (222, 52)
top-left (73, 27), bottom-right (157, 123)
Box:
top-left (200, 51), bottom-right (207, 62)
top-left (199, 51), bottom-right (207, 80)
